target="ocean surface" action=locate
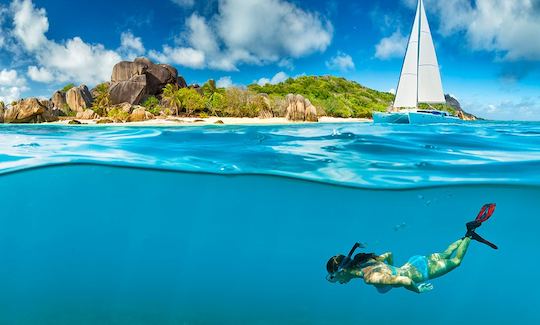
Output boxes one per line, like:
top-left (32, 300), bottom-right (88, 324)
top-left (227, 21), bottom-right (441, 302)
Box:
top-left (0, 122), bottom-right (539, 324)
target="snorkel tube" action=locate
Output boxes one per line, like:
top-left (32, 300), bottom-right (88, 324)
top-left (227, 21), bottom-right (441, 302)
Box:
top-left (336, 242), bottom-right (362, 273)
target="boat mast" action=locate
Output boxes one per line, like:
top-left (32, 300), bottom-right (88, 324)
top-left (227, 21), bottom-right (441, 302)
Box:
top-left (416, 0), bottom-right (422, 109)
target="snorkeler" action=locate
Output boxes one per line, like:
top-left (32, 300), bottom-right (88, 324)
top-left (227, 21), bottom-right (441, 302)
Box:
top-left (326, 204), bottom-right (498, 294)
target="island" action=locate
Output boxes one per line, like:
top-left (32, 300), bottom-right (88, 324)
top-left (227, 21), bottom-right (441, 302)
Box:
top-left (0, 57), bottom-right (476, 125)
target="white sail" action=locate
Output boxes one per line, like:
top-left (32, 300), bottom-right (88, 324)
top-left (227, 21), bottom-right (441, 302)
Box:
top-left (393, 0), bottom-right (420, 108)
top-left (417, 0), bottom-right (445, 103)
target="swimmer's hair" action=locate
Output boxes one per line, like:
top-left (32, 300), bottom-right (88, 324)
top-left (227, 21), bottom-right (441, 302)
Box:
top-left (326, 255), bottom-right (345, 274)
top-left (352, 253), bottom-right (379, 267)
top-left (326, 253), bottom-right (379, 274)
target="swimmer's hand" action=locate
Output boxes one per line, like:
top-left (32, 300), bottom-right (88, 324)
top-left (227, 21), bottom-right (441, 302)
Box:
top-left (417, 283), bottom-right (434, 293)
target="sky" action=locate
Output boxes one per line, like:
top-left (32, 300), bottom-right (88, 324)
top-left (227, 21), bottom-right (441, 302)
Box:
top-left (0, 0), bottom-right (539, 120)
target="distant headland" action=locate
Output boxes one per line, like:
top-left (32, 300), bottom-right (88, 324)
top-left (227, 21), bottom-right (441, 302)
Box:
top-left (0, 57), bottom-right (476, 125)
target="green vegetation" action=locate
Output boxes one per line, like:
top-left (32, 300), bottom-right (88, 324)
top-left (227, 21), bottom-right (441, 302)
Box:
top-left (248, 76), bottom-right (395, 118)
top-left (178, 88), bottom-right (206, 116)
top-left (0, 100), bottom-right (5, 109)
top-left (107, 107), bottom-right (130, 121)
top-left (162, 84), bottom-right (182, 115)
top-left (61, 83), bottom-right (75, 93)
top-left (92, 83), bottom-right (111, 116)
top-left (142, 96), bottom-right (162, 115)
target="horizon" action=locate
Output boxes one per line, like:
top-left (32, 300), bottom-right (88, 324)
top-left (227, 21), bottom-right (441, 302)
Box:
top-left (0, 0), bottom-right (539, 121)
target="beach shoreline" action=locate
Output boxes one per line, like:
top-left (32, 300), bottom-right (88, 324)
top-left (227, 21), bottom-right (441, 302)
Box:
top-left (43, 116), bottom-right (372, 126)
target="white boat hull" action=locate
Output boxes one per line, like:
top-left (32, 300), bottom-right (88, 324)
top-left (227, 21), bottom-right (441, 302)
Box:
top-left (372, 112), bottom-right (410, 124)
top-left (408, 112), bottom-right (463, 124)
top-left (373, 111), bottom-right (465, 124)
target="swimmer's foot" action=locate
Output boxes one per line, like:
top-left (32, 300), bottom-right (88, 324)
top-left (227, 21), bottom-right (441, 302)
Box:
top-left (464, 221), bottom-right (498, 250)
top-left (469, 231), bottom-right (498, 250)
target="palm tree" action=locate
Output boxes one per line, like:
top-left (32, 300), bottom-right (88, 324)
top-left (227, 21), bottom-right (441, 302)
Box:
top-left (92, 83), bottom-right (110, 116)
top-left (203, 79), bottom-right (221, 117)
top-left (162, 84), bottom-right (182, 116)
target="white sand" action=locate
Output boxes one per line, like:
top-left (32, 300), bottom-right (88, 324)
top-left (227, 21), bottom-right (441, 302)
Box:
top-left (50, 116), bottom-right (371, 126)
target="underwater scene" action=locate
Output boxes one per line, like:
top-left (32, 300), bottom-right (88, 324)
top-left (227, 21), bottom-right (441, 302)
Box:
top-left (1, 122), bottom-right (539, 324)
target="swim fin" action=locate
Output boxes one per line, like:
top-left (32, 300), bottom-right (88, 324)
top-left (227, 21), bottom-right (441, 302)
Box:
top-left (464, 204), bottom-right (498, 250)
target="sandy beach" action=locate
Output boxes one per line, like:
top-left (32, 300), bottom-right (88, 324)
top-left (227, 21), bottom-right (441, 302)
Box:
top-left (47, 116), bottom-right (372, 126)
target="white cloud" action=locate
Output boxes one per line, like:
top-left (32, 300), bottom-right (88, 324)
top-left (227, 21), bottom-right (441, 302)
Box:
top-left (171, 0), bottom-right (194, 7)
top-left (119, 31), bottom-right (145, 60)
top-left (257, 71), bottom-right (289, 86)
top-left (10, 0), bottom-right (48, 51)
top-left (375, 30), bottom-right (407, 60)
top-left (7, 0), bottom-right (122, 85)
top-left (27, 66), bottom-right (53, 82)
top-left (389, 88), bottom-right (396, 95)
top-left (465, 97), bottom-right (540, 121)
top-left (153, 0), bottom-right (333, 70)
top-left (216, 76), bottom-right (234, 88)
top-left (404, 0), bottom-right (540, 61)
top-left (149, 46), bottom-right (205, 69)
top-left (326, 52), bottom-right (355, 71)
top-left (0, 68), bottom-right (27, 103)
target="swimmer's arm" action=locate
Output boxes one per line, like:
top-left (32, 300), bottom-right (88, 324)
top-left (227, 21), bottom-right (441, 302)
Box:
top-left (376, 252), bottom-right (393, 265)
top-left (364, 273), bottom-right (432, 294)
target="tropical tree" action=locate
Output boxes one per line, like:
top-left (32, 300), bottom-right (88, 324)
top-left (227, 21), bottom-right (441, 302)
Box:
top-left (202, 79), bottom-right (222, 117)
top-left (142, 96), bottom-right (161, 115)
top-left (92, 83), bottom-right (111, 116)
top-left (162, 84), bottom-right (182, 115)
top-left (179, 88), bottom-right (206, 116)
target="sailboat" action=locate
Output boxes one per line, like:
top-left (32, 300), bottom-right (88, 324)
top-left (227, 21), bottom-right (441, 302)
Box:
top-left (373, 0), bottom-right (462, 124)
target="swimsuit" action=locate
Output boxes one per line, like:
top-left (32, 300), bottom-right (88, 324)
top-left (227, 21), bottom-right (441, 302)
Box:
top-left (407, 255), bottom-right (430, 282)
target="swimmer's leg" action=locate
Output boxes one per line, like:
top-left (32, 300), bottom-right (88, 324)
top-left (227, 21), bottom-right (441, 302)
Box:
top-left (428, 238), bottom-right (471, 279)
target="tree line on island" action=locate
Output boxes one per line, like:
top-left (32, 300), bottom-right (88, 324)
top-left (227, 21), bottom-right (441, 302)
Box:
top-left (0, 57), bottom-right (473, 124)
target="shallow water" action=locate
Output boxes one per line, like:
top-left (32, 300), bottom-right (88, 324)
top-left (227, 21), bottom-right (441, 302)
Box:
top-left (0, 122), bottom-right (539, 324)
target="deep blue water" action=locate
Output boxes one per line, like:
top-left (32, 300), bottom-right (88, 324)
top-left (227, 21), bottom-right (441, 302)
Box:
top-left (0, 122), bottom-right (539, 324)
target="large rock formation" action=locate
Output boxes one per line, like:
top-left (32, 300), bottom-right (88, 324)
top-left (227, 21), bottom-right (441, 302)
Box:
top-left (66, 85), bottom-right (93, 112)
top-left (110, 75), bottom-right (147, 105)
top-left (445, 94), bottom-right (477, 120)
top-left (110, 57), bottom-right (181, 105)
top-left (3, 98), bottom-right (59, 123)
top-left (285, 94), bottom-right (318, 122)
top-left (51, 91), bottom-right (68, 114)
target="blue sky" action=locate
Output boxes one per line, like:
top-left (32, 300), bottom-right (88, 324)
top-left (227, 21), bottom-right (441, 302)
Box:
top-left (0, 0), bottom-right (539, 120)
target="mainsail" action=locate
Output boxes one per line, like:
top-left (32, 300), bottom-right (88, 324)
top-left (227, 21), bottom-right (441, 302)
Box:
top-left (394, 0), bottom-right (445, 109)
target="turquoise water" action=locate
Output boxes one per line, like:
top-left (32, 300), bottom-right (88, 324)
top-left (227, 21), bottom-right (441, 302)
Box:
top-left (0, 122), bottom-right (539, 324)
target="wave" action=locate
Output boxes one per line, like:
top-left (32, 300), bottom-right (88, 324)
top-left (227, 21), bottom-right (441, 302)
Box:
top-left (1, 122), bottom-right (540, 189)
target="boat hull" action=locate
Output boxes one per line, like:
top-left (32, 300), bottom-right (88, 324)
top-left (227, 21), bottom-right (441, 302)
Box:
top-left (372, 112), bottom-right (410, 124)
top-left (407, 112), bottom-right (464, 124)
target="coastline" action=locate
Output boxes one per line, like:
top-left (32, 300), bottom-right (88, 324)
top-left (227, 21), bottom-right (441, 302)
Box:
top-left (43, 116), bottom-right (372, 127)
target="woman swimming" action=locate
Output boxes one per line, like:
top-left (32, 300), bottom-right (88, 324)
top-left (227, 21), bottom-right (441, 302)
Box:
top-left (326, 204), bottom-right (498, 294)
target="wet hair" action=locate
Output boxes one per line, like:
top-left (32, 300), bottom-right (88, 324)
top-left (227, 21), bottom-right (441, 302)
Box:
top-left (326, 253), bottom-right (379, 274)
top-left (351, 253), bottom-right (378, 267)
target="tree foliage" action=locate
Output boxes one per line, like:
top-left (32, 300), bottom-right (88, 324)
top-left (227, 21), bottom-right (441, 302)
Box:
top-left (248, 76), bottom-right (395, 118)
top-left (92, 83), bottom-right (111, 116)
top-left (61, 83), bottom-right (75, 93)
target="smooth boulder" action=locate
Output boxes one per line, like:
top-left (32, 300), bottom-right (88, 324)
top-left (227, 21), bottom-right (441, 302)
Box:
top-left (51, 91), bottom-right (69, 114)
top-left (285, 94), bottom-right (318, 122)
top-left (109, 57), bottom-right (181, 105)
top-left (3, 98), bottom-right (59, 123)
top-left (109, 75), bottom-right (147, 105)
top-left (76, 109), bottom-right (98, 120)
top-left (128, 107), bottom-right (154, 122)
top-left (66, 85), bottom-right (93, 113)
